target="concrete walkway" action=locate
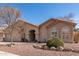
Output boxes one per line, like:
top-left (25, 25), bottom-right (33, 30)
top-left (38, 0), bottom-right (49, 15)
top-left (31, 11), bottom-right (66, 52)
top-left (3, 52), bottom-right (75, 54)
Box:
top-left (0, 51), bottom-right (18, 56)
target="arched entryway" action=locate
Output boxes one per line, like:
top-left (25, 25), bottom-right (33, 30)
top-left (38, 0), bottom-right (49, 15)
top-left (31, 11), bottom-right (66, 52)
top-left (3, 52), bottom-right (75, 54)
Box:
top-left (29, 30), bottom-right (36, 42)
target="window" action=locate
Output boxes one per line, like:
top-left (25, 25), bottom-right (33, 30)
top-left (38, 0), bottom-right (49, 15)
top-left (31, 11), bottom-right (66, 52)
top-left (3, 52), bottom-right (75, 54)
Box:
top-left (61, 32), bottom-right (70, 40)
top-left (61, 26), bottom-right (70, 40)
top-left (51, 27), bottom-right (58, 38)
top-left (52, 32), bottom-right (58, 37)
top-left (52, 32), bottom-right (57, 37)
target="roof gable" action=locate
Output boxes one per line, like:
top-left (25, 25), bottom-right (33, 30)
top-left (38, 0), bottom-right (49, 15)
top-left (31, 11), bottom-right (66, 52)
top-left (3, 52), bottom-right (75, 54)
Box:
top-left (39, 18), bottom-right (76, 27)
top-left (15, 19), bottom-right (38, 28)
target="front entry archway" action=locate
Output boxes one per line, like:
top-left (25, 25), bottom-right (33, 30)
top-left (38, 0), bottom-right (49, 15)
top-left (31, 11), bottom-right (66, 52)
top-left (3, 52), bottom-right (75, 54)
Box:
top-left (29, 30), bottom-right (36, 42)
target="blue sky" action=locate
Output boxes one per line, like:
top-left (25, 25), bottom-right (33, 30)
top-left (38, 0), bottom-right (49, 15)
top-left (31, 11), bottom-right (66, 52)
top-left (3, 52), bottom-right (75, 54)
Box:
top-left (0, 3), bottom-right (79, 28)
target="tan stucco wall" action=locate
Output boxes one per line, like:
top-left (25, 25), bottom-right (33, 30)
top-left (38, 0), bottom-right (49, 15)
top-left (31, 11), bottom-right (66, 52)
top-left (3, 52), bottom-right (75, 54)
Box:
top-left (39, 20), bottom-right (74, 43)
top-left (5, 20), bottom-right (39, 42)
top-left (4, 19), bottom-right (75, 43)
top-left (24, 23), bottom-right (39, 41)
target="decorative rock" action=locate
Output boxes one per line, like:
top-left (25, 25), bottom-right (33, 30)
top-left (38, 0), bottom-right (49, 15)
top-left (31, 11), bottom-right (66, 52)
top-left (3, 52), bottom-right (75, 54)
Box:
top-left (33, 44), bottom-right (42, 49)
top-left (56, 46), bottom-right (64, 51)
top-left (43, 45), bottom-right (49, 50)
top-left (50, 47), bottom-right (56, 50)
top-left (71, 48), bottom-right (74, 51)
top-left (38, 45), bottom-right (42, 49)
top-left (41, 45), bottom-right (46, 49)
top-left (72, 49), bottom-right (79, 53)
top-left (6, 44), bottom-right (15, 47)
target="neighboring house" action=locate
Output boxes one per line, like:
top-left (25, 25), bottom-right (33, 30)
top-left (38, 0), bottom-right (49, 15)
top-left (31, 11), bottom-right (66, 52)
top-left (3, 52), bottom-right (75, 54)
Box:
top-left (0, 18), bottom-right (76, 43)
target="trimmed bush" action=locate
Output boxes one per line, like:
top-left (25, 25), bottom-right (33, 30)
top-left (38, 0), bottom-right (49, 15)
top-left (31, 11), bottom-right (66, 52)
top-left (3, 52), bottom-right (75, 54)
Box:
top-left (46, 37), bottom-right (64, 48)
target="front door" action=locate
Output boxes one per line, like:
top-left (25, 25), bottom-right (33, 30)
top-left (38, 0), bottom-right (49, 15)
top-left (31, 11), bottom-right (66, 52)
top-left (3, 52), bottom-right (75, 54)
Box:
top-left (29, 30), bottom-right (36, 42)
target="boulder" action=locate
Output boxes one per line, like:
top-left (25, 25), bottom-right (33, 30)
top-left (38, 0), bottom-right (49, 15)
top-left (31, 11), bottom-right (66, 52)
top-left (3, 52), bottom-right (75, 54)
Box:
top-left (72, 49), bottom-right (79, 53)
top-left (50, 47), bottom-right (56, 50)
top-left (33, 44), bottom-right (42, 49)
top-left (56, 46), bottom-right (64, 51)
top-left (43, 45), bottom-right (49, 50)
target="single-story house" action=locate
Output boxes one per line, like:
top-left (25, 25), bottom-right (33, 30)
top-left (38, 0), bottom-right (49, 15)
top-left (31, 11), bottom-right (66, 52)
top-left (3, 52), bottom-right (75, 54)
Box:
top-left (0, 18), bottom-right (76, 43)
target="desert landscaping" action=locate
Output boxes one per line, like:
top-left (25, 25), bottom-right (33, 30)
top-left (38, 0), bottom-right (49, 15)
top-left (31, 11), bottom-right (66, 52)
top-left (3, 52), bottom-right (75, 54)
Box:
top-left (0, 4), bottom-right (78, 56)
top-left (0, 42), bottom-right (78, 56)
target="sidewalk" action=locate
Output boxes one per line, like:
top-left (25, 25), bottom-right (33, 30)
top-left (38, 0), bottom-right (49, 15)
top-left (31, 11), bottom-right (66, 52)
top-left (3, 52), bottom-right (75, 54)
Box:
top-left (0, 51), bottom-right (18, 56)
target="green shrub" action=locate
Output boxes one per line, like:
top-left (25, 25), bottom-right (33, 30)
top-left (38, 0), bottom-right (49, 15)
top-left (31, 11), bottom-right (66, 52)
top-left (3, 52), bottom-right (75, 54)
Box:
top-left (46, 37), bottom-right (64, 48)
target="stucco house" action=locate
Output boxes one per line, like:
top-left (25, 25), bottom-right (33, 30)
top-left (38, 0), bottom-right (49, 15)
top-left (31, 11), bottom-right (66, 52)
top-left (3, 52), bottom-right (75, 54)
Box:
top-left (0, 18), bottom-right (76, 43)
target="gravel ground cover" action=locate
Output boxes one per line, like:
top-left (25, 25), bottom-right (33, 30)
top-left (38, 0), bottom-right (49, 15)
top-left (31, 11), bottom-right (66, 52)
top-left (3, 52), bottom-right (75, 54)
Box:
top-left (0, 42), bottom-right (78, 56)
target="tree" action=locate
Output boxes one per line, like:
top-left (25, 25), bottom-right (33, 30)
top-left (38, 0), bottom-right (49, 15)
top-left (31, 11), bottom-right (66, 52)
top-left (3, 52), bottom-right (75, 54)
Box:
top-left (67, 13), bottom-right (75, 19)
top-left (74, 28), bottom-right (79, 32)
top-left (63, 12), bottom-right (75, 19)
top-left (58, 12), bottom-right (75, 21)
top-left (0, 6), bottom-right (20, 46)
